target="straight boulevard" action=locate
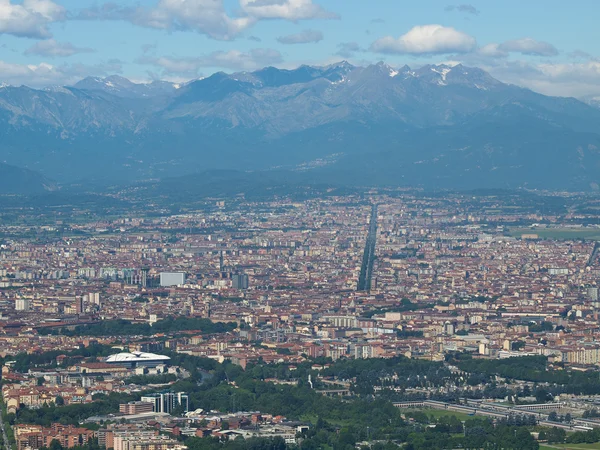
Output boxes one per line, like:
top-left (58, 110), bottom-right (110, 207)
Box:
top-left (0, 408), bottom-right (10, 450)
top-left (357, 204), bottom-right (378, 291)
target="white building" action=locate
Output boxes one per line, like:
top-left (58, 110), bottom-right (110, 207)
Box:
top-left (105, 351), bottom-right (171, 368)
top-left (160, 272), bottom-right (186, 287)
top-left (15, 298), bottom-right (31, 311)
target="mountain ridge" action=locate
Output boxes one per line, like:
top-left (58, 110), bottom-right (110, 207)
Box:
top-left (0, 163), bottom-right (57, 194)
top-left (1, 62), bottom-right (600, 191)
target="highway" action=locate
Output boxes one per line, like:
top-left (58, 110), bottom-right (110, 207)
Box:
top-left (357, 204), bottom-right (378, 291)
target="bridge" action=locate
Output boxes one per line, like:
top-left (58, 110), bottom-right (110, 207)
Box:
top-left (512, 402), bottom-right (565, 411)
top-left (393, 401), bottom-right (425, 408)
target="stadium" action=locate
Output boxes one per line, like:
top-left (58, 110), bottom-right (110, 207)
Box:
top-left (105, 351), bottom-right (171, 369)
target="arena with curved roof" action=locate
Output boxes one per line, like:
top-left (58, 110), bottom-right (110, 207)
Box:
top-left (105, 351), bottom-right (171, 368)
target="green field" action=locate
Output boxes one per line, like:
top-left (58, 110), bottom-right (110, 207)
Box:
top-left (300, 414), bottom-right (352, 427)
top-left (540, 444), bottom-right (600, 450)
top-left (509, 228), bottom-right (600, 241)
top-left (396, 408), bottom-right (473, 421)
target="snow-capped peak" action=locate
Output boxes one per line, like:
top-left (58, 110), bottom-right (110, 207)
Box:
top-left (372, 61), bottom-right (401, 78)
top-left (43, 85), bottom-right (72, 94)
top-left (331, 75), bottom-right (348, 85)
top-left (431, 66), bottom-right (452, 85)
top-left (324, 60), bottom-right (354, 71)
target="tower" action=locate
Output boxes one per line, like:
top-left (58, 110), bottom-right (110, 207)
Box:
top-left (75, 297), bottom-right (84, 315)
top-left (232, 273), bottom-right (249, 289)
top-left (141, 268), bottom-right (149, 288)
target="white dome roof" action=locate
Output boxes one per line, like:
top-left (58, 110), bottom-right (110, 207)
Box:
top-left (105, 352), bottom-right (171, 363)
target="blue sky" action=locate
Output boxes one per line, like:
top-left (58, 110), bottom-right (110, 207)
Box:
top-left (1, 0), bottom-right (599, 98)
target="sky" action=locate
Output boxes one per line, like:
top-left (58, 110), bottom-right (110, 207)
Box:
top-left (1, 0), bottom-right (599, 99)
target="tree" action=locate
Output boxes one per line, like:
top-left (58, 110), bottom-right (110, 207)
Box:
top-left (546, 427), bottom-right (566, 444)
top-left (49, 439), bottom-right (64, 450)
top-left (538, 430), bottom-right (547, 441)
top-left (535, 389), bottom-right (551, 403)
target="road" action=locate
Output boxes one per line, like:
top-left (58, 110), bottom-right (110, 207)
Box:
top-left (357, 204), bottom-right (378, 291)
top-left (0, 406), bottom-right (10, 450)
top-left (588, 242), bottom-right (600, 267)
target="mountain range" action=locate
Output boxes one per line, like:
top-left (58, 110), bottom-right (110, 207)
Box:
top-left (2, 61), bottom-right (600, 193)
top-left (0, 162), bottom-right (56, 194)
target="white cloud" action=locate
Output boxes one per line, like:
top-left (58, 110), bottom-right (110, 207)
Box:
top-left (78, 0), bottom-right (252, 41)
top-left (138, 0), bottom-right (253, 40)
top-left (336, 42), bottom-right (361, 58)
top-left (142, 56), bottom-right (202, 76)
top-left (78, 0), bottom-right (337, 41)
top-left (277, 29), bottom-right (323, 44)
top-left (371, 25), bottom-right (477, 55)
top-left (439, 52), bottom-right (600, 98)
top-left (139, 48), bottom-right (284, 76)
top-left (24, 39), bottom-right (95, 57)
top-left (508, 61), bottom-right (600, 97)
top-left (498, 38), bottom-right (558, 57)
top-left (476, 43), bottom-right (508, 58)
top-left (239, 0), bottom-right (338, 20)
top-left (0, 59), bottom-right (122, 87)
top-left (0, 0), bottom-right (65, 38)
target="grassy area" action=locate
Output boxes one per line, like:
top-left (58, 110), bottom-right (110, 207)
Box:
top-left (303, 408), bottom-right (474, 426)
top-left (300, 414), bottom-right (352, 427)
top-left (396, 408), bottom-right (473, 422)
top-left (509, 228), bottom-right (600, 241)
top-left (540, 444), bottom-right (600, 450)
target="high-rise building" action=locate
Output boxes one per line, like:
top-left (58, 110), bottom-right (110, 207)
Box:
top-left (75, 297), bottom-right (84, 314)
top-left (232, 273), bottom-right (249, 290)
top-left (119, 401), bottom-right (154, 415)
top-left (122, 269), bottom-right (136, 285)
top-left (90, 292), bottom-right (100, 305)
top-left (141, 268), bottom-right (149, 288)
top-left (140, 392), bottom-right (189, 414)
top-left (15, 299), bottom-right (31, 311)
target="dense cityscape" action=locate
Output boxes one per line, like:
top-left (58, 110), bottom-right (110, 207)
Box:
top-left (2, 0), bottom-right (600, 448)
top-left (1, 191), bottom-right (600, 449)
